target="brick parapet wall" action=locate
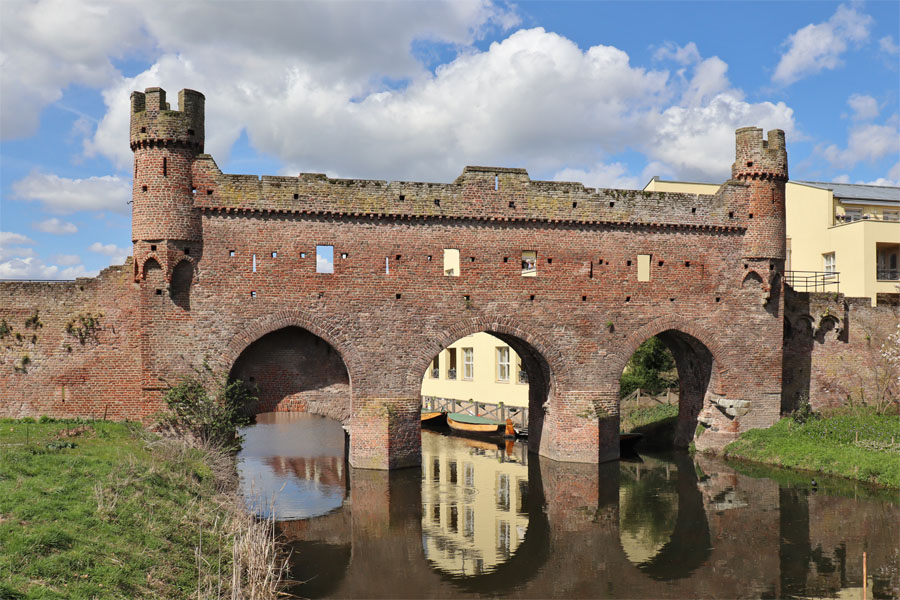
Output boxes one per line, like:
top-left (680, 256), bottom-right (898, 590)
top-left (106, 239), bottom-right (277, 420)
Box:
top-left (783, 289), bottom-right (899, 411)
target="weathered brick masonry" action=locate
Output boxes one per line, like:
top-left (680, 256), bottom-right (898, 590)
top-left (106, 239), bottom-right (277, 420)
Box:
top-left (4, 86), bottom-right (871, 470)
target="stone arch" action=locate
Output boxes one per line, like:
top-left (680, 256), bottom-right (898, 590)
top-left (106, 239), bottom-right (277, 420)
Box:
top-left (409, 315), bottom-right (567, 454)
top-left (611, 316), bottom-right (728, 448)
top-left (223, 311), bottom-right (362, 424)
top-left (815, 314), bottom-right (841, 343)
top-left (138, 255), bottom-right (162, 280)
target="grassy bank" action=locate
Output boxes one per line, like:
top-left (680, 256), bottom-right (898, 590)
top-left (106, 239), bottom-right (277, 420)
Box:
top-left (0, 418), bottom-right (282, 599)
top-left (723, 408), bottom-right (900, 489)
top-left (621, 403), bottom-right (679, 450)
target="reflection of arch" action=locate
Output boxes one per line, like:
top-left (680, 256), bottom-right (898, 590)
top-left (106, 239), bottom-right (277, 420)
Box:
top-left (412, 315), bottom-right (565, 453)
top-left (613, 317), bottom-right (724, 447)
top-left (169, 259), bottom-right (193, 310)
top-left (428, 456), bottom-right (551, 594)
top-left (623, 452), bottom-right (712, 580)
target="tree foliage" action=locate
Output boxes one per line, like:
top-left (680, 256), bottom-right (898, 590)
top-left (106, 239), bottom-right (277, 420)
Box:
top-left (620, 337), bottom-right (677, 398)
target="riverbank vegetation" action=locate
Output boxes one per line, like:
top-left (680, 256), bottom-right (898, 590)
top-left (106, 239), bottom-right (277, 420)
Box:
top-left (723, 406), bottom-right (900, 489)
top-left (0, 375), bottom-right (284, 599)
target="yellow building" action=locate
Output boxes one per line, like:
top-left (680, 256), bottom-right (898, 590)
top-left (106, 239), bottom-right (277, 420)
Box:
top-left (644, 177), bottom-right (900, 305)
top-left (420, 431), bottom-right (529, 576)
top-left (420, 332), bottom-right (529, 409)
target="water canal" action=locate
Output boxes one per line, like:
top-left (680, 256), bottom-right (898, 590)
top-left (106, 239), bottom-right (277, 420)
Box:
top-left (238, 412), bottom-right (900, 599)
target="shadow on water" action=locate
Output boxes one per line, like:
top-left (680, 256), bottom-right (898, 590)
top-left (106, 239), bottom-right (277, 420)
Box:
top-left (239, 413), bottom-right (900, 599)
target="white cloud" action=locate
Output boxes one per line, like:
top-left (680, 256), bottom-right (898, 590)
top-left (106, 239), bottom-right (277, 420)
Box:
top-left (33, 217), bottom-right (78, 234)
top-left (553, 162), bottom-right (642, 190)
top-left (52, 253), bottom-right (82, 266)
top-left (773, 4), bottom-right (872, 85)
top-left (653, 41), bottom-right (701, 66)
top-left (880, 36), bottom-right (900, 55)
top-left (0, 256), bottom-right (59, 279)
top-left (0, 231), bottom-right (34, 246)
top-left (85, 25), bottom-right (793, 185)
top-left (822, 121), bottom-right (900, 168)
top-left (12, 171), bottom-right (131, 214)
top-left (847, 94), bottom-right (879, 120)
top-left (89, 242), bottom-right (128, 265)
top-left (60, 264), bottom-right (96, 278)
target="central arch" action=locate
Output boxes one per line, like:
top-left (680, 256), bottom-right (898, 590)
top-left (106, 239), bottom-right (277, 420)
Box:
top-left (409, 315), bottom-right (566, 456)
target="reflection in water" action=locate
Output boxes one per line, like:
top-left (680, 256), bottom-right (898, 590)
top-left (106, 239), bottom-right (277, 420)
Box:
top-left (619, 457), bottom-right (679, 565)
top-left (238, 412), bottom-right (346, 519)
top-left (420, 431), bottom-right (529, 577)
top-left (238, 412), bottom-right (900, 599)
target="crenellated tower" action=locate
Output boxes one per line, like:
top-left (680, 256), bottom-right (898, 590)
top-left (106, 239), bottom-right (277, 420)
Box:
top-left (732, 127), bottom-right (788, 262)
top-left (130, 87), bottom-right (205, 283)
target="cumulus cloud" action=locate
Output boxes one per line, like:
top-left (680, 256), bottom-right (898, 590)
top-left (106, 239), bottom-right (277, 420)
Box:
top-left (33, 217), bottom-right (78, 234)
top-left (880, 36), bottom-right (900, 55)
top-left (0, 255), bottom-right (97, 280)
top-left (0, 232), bottom-right (34, 246)
top-left (553, 162), bottom-right (642, 190)
top-left (89, 241), bottom-right (129, 265)
top-left (773, 4), bottom-right (872, 85)
top-left (653, 41), bottom-right (701, 66)
top-left (822, 120), bottom-right (900, 168)
top-left (847, 93), bottom-right (879, 120)
top-left (12, 171), bottom-right (131, 214)
top-left (0, 232), bottom-right (37, 262)
top-left (85, 25), bottom-right (794, 185)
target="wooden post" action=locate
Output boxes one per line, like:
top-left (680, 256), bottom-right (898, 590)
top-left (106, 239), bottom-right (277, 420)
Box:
top-left (863, 551), bottom-right (867, 599)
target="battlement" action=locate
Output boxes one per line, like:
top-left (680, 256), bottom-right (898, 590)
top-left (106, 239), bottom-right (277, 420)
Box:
top-left (732, 127), bottom-right (787, 181)
top-left (130, 87), bottom-right (205, 151)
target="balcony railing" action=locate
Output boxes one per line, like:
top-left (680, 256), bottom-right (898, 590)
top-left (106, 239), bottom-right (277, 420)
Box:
top-left (784, 270), bottom-right (840, 292)
top-left (877, 269), bottom-right (899, 281)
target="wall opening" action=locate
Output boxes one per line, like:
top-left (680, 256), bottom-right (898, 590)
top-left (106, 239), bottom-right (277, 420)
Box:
top-left (230, 326), bottom-right (351, 422)
top-left (316, 245), bottom-right (334, 274)
top-left (444, 249), bottom-right (460, 276)
top-left (618, 331), bottom-right (713, 451)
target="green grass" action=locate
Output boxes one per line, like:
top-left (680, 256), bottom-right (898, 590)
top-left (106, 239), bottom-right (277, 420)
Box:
top-left (620, 403), bottom-right (678, 432)
top-left (723, 409), bottom-right (900, 489)
top-left (0, 419), bottom-right (235, 599)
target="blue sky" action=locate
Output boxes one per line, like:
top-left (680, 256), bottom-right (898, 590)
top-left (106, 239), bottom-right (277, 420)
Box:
top-left (1, 0), bottom-right (898, 279)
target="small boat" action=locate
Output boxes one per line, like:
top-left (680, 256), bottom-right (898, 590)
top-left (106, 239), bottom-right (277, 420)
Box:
top-left (420, 410), bottom-right (445, 424)
top-left (447, 412), bottom-right (504, 436)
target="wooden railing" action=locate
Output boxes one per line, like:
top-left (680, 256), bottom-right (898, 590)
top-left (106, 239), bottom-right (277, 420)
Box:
top-left (422, 396), bottom-right (528, 428)
top-left (620, 388), bottom-right (679, 407)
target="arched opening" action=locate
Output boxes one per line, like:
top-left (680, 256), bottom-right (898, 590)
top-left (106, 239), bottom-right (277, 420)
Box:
top-left (618, 330), bottom-right (714, 450)
top-left (230, 326), bottom-right (351, 422)
top-left (418, 330), bottom-right (553, 455)
top-left (169, 260), bottom-right (192, 310)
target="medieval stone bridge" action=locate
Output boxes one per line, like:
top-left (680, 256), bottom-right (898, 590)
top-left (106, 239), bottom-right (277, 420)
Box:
top-left (0, 87), bottom-right (791, 469)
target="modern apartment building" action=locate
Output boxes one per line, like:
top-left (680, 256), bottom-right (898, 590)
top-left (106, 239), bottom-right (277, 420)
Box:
top-left (644, 177), bottom-right (899, 305)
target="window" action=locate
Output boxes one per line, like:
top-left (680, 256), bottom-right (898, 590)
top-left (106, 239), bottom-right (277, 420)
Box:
top-left (462, 347), bottom-right (474, 380)
top-left (843, 208), bottom-right (862, 222)
top-left (517, 356), bottom-right (527, 384)
top-left (496, 347), bottom-right (510, 382)
top-left (521, 250), bottom-right (536, 276)
top-left (430, 355), bottom-right (440, 379)
top-left (877, 244), bottom-right (899, 280)
top-left (823, 252), bottom-right (836, 277)
top-left (637, 254), bottom-right (651, 281)
top-left (443, 248), bottom-right (460, 276)
top-left (883, 210), bottom-right (899, 222)
top-left (316, 245), bottom-right (334, 273)
top-left (447, 348), bottom-right (457, 380)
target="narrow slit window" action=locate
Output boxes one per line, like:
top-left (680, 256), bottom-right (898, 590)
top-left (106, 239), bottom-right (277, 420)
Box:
top-left (252, 254), bottom-right (257, 273)
top-left (494, 175), bottom-right (499, 191)
top-left (637, 254), bottom-right (651, 281)
top-left (316, 245), bottom-right (334, 274)
top-left (229, 250), bottom-right (235, 257)
top-left (444, 248), bottom-right (460, 276)
top-left (385, 257), bottom-right (390, 274)
top-left (162, 157), bottom-right (167, 177)
top-left (521, 250), bottom-right (536, 276)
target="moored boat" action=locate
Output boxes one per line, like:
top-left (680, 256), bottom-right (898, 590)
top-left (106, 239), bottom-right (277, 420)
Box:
top-left (421, 410), bottom-right (446, 425)
top-left (447, 412), bottom-right (504, 436)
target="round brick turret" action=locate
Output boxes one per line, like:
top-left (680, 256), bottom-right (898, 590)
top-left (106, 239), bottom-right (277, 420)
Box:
top-left (130, 87), bottom-right (204, 280)
top-left (732, 127), bottom-right (788, 261)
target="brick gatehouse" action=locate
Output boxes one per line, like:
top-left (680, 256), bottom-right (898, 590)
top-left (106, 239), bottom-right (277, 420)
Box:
top-left (1, 87), bottom-right (791, 469)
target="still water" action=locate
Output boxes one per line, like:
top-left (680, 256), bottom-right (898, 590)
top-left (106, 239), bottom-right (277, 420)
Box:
top-left (238, 413), bottom-right (900, 599)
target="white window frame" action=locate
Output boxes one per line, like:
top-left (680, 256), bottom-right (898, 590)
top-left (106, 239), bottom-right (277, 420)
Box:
top-left (843, 208), bottom-right (862, 222)
top-left (462, 347), bottom-right (474, 380)
top-left (823, 252), bottom-right (836, 275)
top-left (496, 347), bottom-right (510, 382)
